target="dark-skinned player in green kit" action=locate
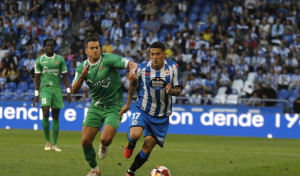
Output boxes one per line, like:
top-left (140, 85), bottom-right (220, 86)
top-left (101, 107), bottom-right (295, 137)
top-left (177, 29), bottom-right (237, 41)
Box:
top-left (33, 39), bottom-right (72, 152)
top-left (72, 36), bottom-right (137, 176)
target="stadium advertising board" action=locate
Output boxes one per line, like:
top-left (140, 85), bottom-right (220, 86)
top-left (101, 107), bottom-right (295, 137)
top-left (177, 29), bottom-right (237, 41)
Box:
top-left (0, 101), bottom-right (298, 139)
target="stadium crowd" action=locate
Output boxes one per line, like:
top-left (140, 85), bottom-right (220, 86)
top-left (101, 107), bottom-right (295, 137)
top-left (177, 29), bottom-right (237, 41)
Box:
top-left (0, 0), bottom-right (299, 108)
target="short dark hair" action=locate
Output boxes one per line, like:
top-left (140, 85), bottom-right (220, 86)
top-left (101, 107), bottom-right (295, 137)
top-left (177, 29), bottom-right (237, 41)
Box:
top-left (85, 36), bottom-right (99, 48)
top-left (149, 41), bottom-right (166, 51)
top-left (43, 39), bottom-right (56, 47)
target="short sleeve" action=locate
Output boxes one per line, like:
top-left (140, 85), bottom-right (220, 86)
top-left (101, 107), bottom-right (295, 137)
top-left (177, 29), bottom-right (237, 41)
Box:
top-left (60, 56), bottom-right (67, 74)
top-left (104, 54), bottom-right (129, 69)
top-left (35, 56), bottom-right (41, 74)
top-left (72, 63), bottom-right (84, 85)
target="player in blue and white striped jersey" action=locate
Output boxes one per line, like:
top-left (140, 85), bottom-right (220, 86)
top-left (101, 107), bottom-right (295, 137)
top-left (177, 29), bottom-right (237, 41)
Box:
top-left (119, 41), bottom-right (182, 176)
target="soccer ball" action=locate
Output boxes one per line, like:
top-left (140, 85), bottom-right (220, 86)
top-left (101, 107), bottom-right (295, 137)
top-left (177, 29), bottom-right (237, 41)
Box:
top-left (150, 166), bottom-right (171, 176)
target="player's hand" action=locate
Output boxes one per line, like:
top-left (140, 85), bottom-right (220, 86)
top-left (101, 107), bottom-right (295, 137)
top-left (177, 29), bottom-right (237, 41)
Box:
top-left (119, 104), bottom-right (130, 117)
top-left (81, 64), bottom-right (90, 78)
top-left (128, 70), bottom-right (137, 83)
top-left (33, 96), bottom-right (39, 107)
top-left (166, 83), bottom-right (172, 94)
top-left (67, 93), bottom-right (72, 104)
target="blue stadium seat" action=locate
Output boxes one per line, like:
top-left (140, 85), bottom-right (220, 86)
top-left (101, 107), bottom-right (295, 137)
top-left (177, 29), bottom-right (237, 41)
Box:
top-left (17, 82), bottom-right (28, 92)
top-left (121, 36), bottom-right (131, 45)
top-left (124, 3), bottom-right (134, 13)
top-left (29, 82), bottom-right (35, 89)
top-left (0, 89), bottom-right (13, 100)
top-left (14, 89), bottom-right (24, 100)
top-left (289, 90), bottom-right (298, 98)
top-left (6, 82), bottom-right (17, 91)
top-left (277, 89), bottom-right (289, 99)
top-left (22, 89), bottom-right (35, 101)
top-left (188, 13), bottom-right (198, 23)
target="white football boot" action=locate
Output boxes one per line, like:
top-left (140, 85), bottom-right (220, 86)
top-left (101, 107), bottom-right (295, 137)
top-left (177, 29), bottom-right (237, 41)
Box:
top-left (98, 143), bottom-right (108, 160)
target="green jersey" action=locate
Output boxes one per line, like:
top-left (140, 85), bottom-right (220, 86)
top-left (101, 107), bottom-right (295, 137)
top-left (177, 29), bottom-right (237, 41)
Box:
top-left (72, 53), bottom-right (129, 108)
top-left (35, 54), bottom-right (67, 87)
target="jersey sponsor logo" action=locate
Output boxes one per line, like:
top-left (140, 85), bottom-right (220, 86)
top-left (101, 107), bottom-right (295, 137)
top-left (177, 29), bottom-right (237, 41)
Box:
top-left (87, 79), bottom-right (93, 84)
top-left (43, 66), bottom-right (49, 70)
top-left (91, 77), bottom-right (111, 88)
top-left (41, 61), bottom-right (48, 63)
top-left (43, 69), bottom-right (59, 76)
top-left (150, 78), bottom-right (166, 89)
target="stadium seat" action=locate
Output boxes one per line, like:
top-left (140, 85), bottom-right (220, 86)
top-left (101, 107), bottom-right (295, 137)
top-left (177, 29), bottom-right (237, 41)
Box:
top-left (6, 82), bottom-right (17, 91)
top-left (0, 89), bottom-right (13, 100)
top-left (225, 94), bottom-right (239, 105)
top-left (214, 94), bottom-right (226, 104)
top-left (247, 72), bottom-right (256, 82)
top-left (289, 90), bottom-right (298, 98)
top-left (22, 89), bottom-right (35, 101)
top-left (29, 82), bottom-right (35, 89)
top-left (231, 79), bottom-right (244, 95)
top-left (242, 80), bottom-right (254, 94)
top-left (188, 13), bottom-right (198, 23)
top-left (277, 89), bottom-right (289, 99)
top-left (217, 87), bottom-right (227, 95)
top-left (17, 82), bottom-right (29, 92)
top-left (14, 89), bottom-right (24, 100)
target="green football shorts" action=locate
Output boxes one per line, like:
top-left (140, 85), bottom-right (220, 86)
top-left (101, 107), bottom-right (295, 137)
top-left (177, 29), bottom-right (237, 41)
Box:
top-left (40, 86), bottom-right (64, 109)
top-left (83, 104), bottom-right (122, 131)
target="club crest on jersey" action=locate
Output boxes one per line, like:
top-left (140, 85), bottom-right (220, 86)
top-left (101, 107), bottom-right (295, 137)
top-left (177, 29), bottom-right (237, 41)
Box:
top-left (99, 66), bottom-right (103, 71)
top-left (55, 60), bottom-right (58, 64)
top-left (165, 69), bottom-right (169, 75)
top-left (132, 119), bottom-right (138, 125)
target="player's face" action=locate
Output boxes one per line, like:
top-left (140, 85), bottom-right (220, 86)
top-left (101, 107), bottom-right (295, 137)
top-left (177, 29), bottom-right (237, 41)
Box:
top-left (85, 41), bottom-right (101, 63)
top-left (150, 48), bottom-right (165, 70)
top-left (45, 41), bottom-right (55, 56)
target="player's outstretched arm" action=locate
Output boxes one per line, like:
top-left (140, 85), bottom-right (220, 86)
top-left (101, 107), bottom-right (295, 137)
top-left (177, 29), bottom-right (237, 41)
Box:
top-left (62, 73), bottom-right (71, 104)
top-left (33, 73), bottom-right (40, 107)
top-left (166, 84), bottom-right (182, 96)
top-left (72, 65), bottom-right (90, 94)
top-left (119, 81), bottom-right (137, 117)
top-left (127, 61), bottom-right (137, 83)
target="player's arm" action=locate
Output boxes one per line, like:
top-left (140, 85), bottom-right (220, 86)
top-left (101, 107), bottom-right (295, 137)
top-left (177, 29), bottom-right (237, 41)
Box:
top-left (166, 84), bottom-right (182, 96)
top-left (119, 81), bottom-right (138, 117)
top-left (71, 64), bottom-right (90, 94)
top-left (127, 61), bottom-right (137, 83)
top-left (33, 73), bottom-right (40, 107)
top-left (62, 73), bottom-right (71, 104)
top-left (166, 62), bottom-right (182, 96)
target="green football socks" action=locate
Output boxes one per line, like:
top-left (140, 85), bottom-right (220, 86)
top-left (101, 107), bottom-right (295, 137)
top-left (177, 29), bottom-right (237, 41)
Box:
top-left (42, 117), bottom-right (50, 142)
top-left (52, 118), bottom-right (59, 146)
top-left (83, 145), bottom-right (97, 168)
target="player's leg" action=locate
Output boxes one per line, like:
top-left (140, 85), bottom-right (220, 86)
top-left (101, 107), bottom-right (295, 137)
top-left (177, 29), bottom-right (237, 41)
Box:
top-left (98, 124), bottom-right (117, 160)
top-left (50, 87), bottom-right (64, 151)
top-left (125, 108), bottom-right (146, 158)
top-left (126, 136), bottom-right (157, 176)
top-left (41, 106), bottom-right (51, 150)
top-left (83, 107), bottom-right (104, 176)
top-left (125, 126), bottom-right (143, 158)
top-left (82, 126), bottom-right (101, 176)
top-left (51, 108), bottom-right (61, 151)
top-left (98, 107), bottom-right (122, 160)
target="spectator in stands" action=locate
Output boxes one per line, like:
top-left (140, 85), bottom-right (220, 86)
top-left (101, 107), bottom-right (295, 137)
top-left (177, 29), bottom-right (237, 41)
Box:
top-left (24, 53), bottom-right (35, 72)
top-left (19, 66), bottom-right (30, 83)
top-left (225, 58), bottom-right (235, 80)
top-left (266, 67), bottom-right (278, 90)
top-left (113, 39), bottom-right (126, 56)
top-left (5, 62), bottom-right (19, 84)
top-left (203, 72), bottom-right (217, 96)
top-left (285, 52), bottom-right (298, 70)
top-left (218, 67), bottom-right (231, 88)
top-left (248, 92), bottom-right (262, 107)
top-left (293, 92), bottom-right (300, 114)
top-left (0, 61), bottom-right (7, 90)
top-left (102, 39), bottom-right (114, 53)
top-left (271, 18), bottom-right (284, 39)
top-left (146, 31), bottom-right (158, 46)
top-left (160, 8), bottom-right (176, 31)
top-left (278, 67), bottom-right (291, 90)
top-left (109, 22), bottom-right (123, 43)
top-left (126, 40), bottom-right (141, 57)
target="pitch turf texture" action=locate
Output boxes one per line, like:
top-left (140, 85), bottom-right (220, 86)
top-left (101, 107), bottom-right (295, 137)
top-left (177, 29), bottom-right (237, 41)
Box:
top-left (1, 129), bottom-right (300, 176)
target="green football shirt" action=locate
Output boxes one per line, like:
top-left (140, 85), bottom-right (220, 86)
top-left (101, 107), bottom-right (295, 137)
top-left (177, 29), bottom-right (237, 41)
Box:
top-left (72, 53), bottom-right (129, 108)
top-left (35, 54), bottom-right (67, 87)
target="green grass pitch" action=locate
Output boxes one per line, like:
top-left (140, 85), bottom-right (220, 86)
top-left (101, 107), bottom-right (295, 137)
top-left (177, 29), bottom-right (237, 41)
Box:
top-left (1, 129), bottom-right (300, 176)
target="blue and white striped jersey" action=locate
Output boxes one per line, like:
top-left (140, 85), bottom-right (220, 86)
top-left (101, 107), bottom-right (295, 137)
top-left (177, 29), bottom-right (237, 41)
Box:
top-left (136, 58), bottom-right (181, 117)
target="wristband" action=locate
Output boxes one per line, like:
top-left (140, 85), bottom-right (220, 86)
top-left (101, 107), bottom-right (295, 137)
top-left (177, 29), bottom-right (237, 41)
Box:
top-left (66, 87), bottom-right (71, 93)
top-left (35, 90), bottom-right (39, 96)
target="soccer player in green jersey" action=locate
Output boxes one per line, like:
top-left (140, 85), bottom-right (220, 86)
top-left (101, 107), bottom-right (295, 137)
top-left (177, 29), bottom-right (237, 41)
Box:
top-left (72, 36), bottom-right (137, 176)
top-left (33, 39), bottom-right (72, 152)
